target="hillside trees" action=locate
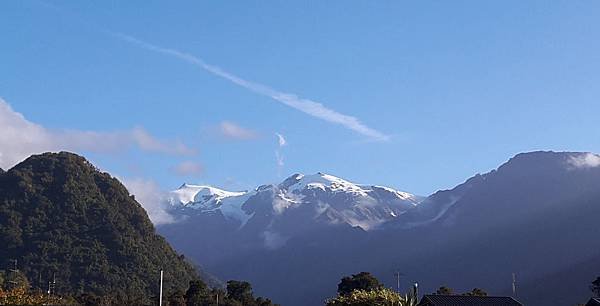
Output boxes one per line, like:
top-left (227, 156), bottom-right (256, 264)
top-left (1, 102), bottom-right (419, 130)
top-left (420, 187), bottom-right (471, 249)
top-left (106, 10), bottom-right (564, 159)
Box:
top-left (328, 272), bottom-right (417, 306)
top-left (0, 152), bottom-right (198, 300)
top-left (176, 279), bottom-right (277, 306)
top-left (337, 272), bottom-right (383, 296)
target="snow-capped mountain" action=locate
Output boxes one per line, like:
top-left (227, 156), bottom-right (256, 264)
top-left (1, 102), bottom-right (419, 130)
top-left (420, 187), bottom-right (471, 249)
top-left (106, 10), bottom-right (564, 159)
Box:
top-left (158, 152), bottom-right (600, 306)
top-left (168, 184), bottom-right (254, 226)
top-left (166, 172), bottom-right (421, 231)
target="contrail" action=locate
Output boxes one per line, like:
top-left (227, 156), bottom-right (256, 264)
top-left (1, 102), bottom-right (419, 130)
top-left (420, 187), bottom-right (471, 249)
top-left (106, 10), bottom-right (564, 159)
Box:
top-left (114, 33), bottom-right (390, 142)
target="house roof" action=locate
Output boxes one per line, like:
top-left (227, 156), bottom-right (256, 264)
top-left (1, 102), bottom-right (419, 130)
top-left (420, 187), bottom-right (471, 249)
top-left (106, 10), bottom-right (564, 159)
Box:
top-left (418, 295), bottom-right (523, 306)
top-left (586, 297), bottom-right (600, 306)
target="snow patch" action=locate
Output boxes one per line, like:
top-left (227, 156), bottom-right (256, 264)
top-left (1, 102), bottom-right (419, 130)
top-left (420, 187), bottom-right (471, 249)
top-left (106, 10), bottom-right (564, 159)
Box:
top-left (168, 184), bottom-right (252, 226)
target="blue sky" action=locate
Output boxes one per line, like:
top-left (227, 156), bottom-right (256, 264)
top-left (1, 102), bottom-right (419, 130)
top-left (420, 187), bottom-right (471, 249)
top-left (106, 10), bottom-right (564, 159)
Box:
top-left (1, 1), bottom-right (600, 196)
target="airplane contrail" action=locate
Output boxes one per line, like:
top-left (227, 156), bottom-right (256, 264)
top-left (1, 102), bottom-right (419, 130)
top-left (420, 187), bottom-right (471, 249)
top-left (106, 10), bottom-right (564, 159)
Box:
top-left (114, 33), bottom-right (390, 142)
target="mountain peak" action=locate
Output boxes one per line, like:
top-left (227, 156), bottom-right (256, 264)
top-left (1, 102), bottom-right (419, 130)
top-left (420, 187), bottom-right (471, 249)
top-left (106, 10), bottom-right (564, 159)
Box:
top-left (12, 151), bottom-right (96, 173)
top-left (498, 151), bottom-right (600, 174)
top-left (284, 172), bottom-right (374, 196)
top-left (171, 184), bottom-right (246, 206)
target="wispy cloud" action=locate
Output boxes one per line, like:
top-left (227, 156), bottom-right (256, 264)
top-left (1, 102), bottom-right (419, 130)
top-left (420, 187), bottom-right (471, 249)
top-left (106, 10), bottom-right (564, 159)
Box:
top-left (567, 153), bottom-right (600, 169)
top-left (114, 33), bottom-right (390, 141)
top-left (120, 177), bottom-right (175, 225)
top-left (219, 121), bottom-right (258, 140)
top-left (171, 161), bottom-right (203, 176)
top-left (276, 133), bottom-right (287, 147)
top-left (0, 97), bottom-right (195, 169)
top-left (275, 133), bottom-right (286, 175)
top-left (130, 127), bottom-right (194, 155)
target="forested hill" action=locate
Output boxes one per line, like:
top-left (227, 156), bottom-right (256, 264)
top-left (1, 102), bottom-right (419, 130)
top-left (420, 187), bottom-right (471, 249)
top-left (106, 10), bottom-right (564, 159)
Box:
top-left (0, 152), bottom-right (198, 302)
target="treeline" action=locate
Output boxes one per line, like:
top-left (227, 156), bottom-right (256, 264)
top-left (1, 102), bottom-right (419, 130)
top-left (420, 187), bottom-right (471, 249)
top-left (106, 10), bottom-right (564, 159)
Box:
top-left (0, 269), bottom-right (277, 306)
top-left (325, 272), bottom-right (418, 306)
top-left (325, 272), bottom-right (487, 306)
top-left (326, 272), bottom-right (600, 306)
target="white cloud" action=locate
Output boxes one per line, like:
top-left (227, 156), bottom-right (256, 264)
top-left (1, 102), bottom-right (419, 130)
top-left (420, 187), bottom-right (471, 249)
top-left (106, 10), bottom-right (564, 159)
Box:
top-left (272, 192), bottom-right (302, 215)
top-left (275, 133), bottom-right (286, 175)
top-left (0, 97), bottom-right (195, 169)
top-left (120, 177), bottom-right (175, 225)
top-left (276, 133), bottom-right (287, 147)
top-left (219, 121), bottom-right (258, 140)
top-left (172, 161), bottom-right (203, 176)
top-left (567, 153), bottom-right (600, 169)
top-left (115, 33), bottom-right (390, 141)
top-left (275, 151), bottom-right (284, 168)
top-left (131, 127), bottom-right (194, 155)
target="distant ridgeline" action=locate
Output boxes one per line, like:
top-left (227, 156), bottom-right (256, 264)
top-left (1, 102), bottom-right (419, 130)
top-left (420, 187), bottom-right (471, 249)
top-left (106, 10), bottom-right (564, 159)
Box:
top-left (0, 152), bottom-right (198, 302)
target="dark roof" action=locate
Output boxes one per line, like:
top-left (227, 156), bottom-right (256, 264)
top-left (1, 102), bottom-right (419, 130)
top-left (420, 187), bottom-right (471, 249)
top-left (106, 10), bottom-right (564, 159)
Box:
top-left (586, 297), bottom-right (600, 306)
top-left (418, 295), bottom-right (522, 306)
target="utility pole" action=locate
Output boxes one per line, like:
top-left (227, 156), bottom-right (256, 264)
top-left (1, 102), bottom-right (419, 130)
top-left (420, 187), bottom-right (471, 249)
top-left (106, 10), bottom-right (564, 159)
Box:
top-left (47, 273), bottom-right (56, 297)
top-left (413, 282), bottom-right (419, 298)
top-left (159, 270), bottom-right (163, 306)
top-left (512, 273), bottom-right (517, 297)
top-left (394, 271), bottom-right (404, 294)
top-left (7, 259), bottom-right (18, 290)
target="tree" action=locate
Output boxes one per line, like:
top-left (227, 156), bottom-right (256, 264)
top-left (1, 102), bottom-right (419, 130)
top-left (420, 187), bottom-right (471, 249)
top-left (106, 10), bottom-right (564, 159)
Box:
top-left (435, 286), bottom-right (453, 295)
top-left (185, 280), bottom-right (209, 306)
top-left (591, 277), bottom-right (600, 297)
top-left (337, 272), bottom-right (383, 296)
top-left (226, 280), bottom-right (254, 304)
top-left (220, 280), bottom-right (278, 306)
top-left (463, 288), bottom-right (487, 296)
top-left (326, 288), bottom-right (417, 306)
top-left (168, 290), bottom-right (186, 306)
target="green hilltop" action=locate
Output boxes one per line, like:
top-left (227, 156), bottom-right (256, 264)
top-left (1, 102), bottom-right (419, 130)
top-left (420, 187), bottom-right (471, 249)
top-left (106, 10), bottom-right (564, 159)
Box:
top-left (0, 152), bottom-right (197, 303)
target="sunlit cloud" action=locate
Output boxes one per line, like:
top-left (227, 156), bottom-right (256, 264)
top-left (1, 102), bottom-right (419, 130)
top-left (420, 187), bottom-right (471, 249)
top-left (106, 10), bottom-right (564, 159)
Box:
top-left (219, 121), bottom-right (258, 140)
top-left (0, 97), bottom-right (195, 169)
top-left (120, 177), bottom-right (175, 225)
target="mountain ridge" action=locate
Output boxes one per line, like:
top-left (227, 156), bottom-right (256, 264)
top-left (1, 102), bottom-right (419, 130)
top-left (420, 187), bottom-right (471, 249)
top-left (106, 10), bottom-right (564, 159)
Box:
top-left (166, 171), bottom-right (422, 231)
top-left (159, 150), bottom-right (600, 306)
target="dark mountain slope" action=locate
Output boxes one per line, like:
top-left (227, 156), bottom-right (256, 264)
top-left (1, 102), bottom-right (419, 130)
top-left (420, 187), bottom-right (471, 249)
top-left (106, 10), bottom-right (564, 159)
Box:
top-left (517, 252), bottom-right (600, 306)
top-left (0, 152), bottom-right (198, 302)
top-left (363, 151), bottom-right (600, 305)
top-left (187, 151), bottom-right (600, 306)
